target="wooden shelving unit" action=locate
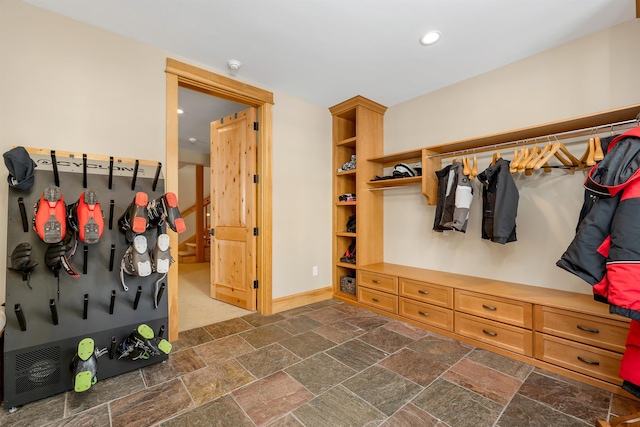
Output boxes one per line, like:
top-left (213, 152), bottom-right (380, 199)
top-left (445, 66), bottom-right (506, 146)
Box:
top-left (330, 96), bottom-right (387, 302)
top-left (366, 104), bottom-right (640, 204)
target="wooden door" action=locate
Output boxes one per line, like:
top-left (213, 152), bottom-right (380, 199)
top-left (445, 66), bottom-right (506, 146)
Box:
top-left (210, 108), bottom-right (257, 311)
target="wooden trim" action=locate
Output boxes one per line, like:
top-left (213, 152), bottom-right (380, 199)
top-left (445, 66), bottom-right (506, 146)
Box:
top-left (166, 58), bottom-right (273, 105)
top-left (329, 95), bottom-right (387, 116)
top-left (24, 147), bottom-right (161, 167)
top-left (637, 0), bottom-right (640, 19)
top-left (166, 72), bottom-right (180, 341)
top-left (181, 196), bottom-right (210, 217)
top-left (195, 165), bottom-right (204, 263)
top-left (425, 104), bottom-right (640, 155)
top-left (257, 103), bottom-right (273, 315)
top-left (165, 58), bottom-right (274, 340)
top-left (272, 286), bottom-right (333, 313)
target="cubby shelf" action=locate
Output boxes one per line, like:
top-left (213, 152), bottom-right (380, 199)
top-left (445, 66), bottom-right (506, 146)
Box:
top-left (330, 95), bottom-right (387, 301)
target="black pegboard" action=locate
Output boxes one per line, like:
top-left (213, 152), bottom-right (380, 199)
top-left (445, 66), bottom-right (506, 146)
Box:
top-left (3, 153), bottom-right (170, 408)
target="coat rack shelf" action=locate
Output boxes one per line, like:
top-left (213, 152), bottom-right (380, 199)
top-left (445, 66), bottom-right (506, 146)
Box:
top-left (367, 103), bottom-right (640, 204)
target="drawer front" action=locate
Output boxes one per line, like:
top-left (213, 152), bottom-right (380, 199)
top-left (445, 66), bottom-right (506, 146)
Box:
top-left (455, 313), bottom-right (533, 356)
top-left (399, 278), bottom-right (453, 308)
top-left (399, 298), bottom-right (453, 331)
top-left (358, 287), bottom-right (398, 314)
top-left (455, 290), bottom-right (532, 329)
top-left (534, 332), bottom-right (623, 385)
top-left (358, 271), bottom-right (398, 294)
top-left (534, 306), bottom-right (628, 353)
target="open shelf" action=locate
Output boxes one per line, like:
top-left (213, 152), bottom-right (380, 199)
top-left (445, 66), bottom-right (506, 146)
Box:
top-left (368, 176), bottom-right (421, 189)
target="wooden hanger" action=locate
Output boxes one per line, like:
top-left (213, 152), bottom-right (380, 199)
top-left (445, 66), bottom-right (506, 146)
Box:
top-left (556, 142), bottom-right (582, 167)
top-left (580, 137), bottom-right (596, 167)
top-left (526, 143), bottom-right (551, 169)
top-left (471, 155), bottom-right (478, 179)
top-left (510, 148), bottom-right (528, 173)
top-left (518, 146), bottom-right (540, 173)
top-left (532, 142), bottom-right (579, 170)
top-left (594, 135), bottom-right (604, 161)
top-left (490, 152), bottom-right (501, 166)
top-left (462, 157), bottom-right (471, 176)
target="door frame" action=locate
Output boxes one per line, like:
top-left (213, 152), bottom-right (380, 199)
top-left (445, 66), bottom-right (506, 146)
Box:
top-left (165, 58), bottom-right (274, 341)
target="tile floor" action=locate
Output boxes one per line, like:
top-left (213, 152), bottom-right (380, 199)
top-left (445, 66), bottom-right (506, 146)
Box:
top-left (2, 299), bottom-right (640, 427)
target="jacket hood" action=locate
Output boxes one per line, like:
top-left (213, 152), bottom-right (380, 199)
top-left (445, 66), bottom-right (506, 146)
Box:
top-left (585, 127), bottom-right (640, 197)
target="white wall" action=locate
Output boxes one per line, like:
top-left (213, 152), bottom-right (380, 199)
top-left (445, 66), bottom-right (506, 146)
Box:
top-left (384, 18), bottom-right (640, 294)
top-left (0, 0), bottom-right (332, 302)
top-left (272, 92), bottom-right (332, 298)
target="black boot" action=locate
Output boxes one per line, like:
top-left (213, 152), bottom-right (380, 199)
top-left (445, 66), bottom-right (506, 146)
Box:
top-left (118, 192), bottom-right (149, 241)
top-left (147, 192), bottom-right (186, 233)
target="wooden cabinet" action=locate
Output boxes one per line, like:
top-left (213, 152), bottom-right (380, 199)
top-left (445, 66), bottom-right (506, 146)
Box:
top-left (534, 306), bottom-right (628, 353)
top-left (365, 104), bottom-right (640, 204)
top-left (350, 262), bottom-right (632, 396)
top-left (533, 305), bottom-right (628, 385)
top-left (454, 290), bottom-right (533, 356)
top-left (330, 96), bottom-right (386, 301)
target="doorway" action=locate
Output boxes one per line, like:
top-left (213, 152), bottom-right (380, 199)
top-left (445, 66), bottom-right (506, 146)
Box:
top-left (165, 58), bottom-right (274, 341)
top-left (176, 87), bottom-right (253, 331)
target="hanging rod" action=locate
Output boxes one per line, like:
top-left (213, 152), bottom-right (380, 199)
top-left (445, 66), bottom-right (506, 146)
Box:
top-left (425, 117), bottom-right (639, 160)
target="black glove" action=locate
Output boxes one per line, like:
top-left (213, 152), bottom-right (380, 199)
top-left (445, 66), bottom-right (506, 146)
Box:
top-left (8, 242), bottom-right (38, 288)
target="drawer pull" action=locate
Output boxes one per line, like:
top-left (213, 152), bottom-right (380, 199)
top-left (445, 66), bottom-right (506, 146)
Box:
top-left (418, 311), bottom-right (429, 317)
top-left (372, 279), bottom-right (381, 284)
top-left (577, 356), bottom-right (600, 366)
top-left (372, 298), bottom-right (380, 303)
top-left (482, 304), bottom-right (497, 311)
top-left (577, 325), bottom-right (600, 334)
top-left (482, 329), bottom-right (497, 337)
top-left (418, 290), bottom-right (430, 295)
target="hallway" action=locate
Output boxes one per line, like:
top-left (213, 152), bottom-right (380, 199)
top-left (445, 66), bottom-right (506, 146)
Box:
top-left (178, 262), bottom-right (252, 332)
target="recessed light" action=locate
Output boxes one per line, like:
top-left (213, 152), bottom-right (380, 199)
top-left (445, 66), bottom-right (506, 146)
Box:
top-left (420, 31), bottom-right (441, 46)
top-left (177, 109), bottom-right (184, 114)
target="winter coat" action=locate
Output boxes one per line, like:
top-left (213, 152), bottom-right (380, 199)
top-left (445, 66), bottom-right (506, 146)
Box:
top-left (433, 162), bottom-right (473, 232)
top-left (477, 158), bottom-right (519, 244)
top-left (557, 126), bottom-right (640, 321)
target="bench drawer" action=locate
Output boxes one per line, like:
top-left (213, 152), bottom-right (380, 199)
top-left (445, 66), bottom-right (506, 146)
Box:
top-left (534, 332), bottom-right (623, 385)
top-left (358, 287), bottom-right (397, 314)
top-left (455, 312), bottom-right (533, 356)
top-left (534, 306), bottom-right (628, 353)
top-left (455, 290), bottom-right (532, 329)
top-left (399, 298), bottom-right (453, 331)
top-left (399, 278), bottom-right (453, 308)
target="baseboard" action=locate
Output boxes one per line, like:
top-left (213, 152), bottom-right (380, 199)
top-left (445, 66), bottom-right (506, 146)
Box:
top-left (272, 286), bottom-right (333, 314)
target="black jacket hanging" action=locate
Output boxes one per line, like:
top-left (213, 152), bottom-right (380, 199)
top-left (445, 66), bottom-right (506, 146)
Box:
top-left (477, 158), bottom-right (518, 244)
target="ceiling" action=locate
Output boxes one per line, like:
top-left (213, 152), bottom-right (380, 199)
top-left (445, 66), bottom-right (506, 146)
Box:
top-left (22, 0), bottom-right (637, 153)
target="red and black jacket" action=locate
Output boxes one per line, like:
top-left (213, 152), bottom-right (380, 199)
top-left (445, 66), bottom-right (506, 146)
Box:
top-left (557, 126), bottom-right (640, 321)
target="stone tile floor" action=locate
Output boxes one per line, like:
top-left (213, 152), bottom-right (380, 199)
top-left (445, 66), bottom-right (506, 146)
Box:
top-left (2, 299), bottom-right (640, 426)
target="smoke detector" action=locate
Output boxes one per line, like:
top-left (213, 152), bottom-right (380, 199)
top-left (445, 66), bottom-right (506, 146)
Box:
top-left (227, 59), bottom-right (242, 74)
